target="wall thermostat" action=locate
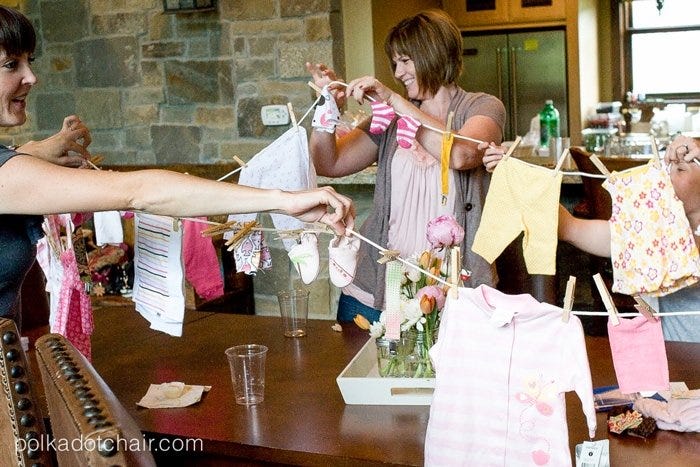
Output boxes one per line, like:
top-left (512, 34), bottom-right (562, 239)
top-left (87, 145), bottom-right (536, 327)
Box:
top-left (260, 105), bottom-right (290, 126)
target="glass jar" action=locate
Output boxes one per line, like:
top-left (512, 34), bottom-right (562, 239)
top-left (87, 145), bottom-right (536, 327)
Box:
top-left (375, 332), bottom-right (416, 378)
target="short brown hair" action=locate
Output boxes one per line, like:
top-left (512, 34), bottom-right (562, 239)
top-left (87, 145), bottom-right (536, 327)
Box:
top-left (384, 9), bottom-right (463, 97)
top-left (0, 6), bottom-right (36, 57)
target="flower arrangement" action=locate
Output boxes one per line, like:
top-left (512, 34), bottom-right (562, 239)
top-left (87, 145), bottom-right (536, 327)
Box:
top-left (355, 214), bottom-right (465, 378)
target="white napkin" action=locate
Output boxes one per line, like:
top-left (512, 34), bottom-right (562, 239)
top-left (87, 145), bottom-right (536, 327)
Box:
top-left (137, 382), bottom-right (211, 409)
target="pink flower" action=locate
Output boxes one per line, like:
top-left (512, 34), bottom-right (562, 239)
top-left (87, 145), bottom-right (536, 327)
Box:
top-left (426, 215), bottom-right (464, 249)
top-left (416, 285), bottom-right (446, 312)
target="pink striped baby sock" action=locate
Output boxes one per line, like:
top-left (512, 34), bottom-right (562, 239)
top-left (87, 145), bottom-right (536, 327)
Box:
top-left (369, 101), bottom-right (395, 134)
top-left (396, 115), bottom-right (421, 148)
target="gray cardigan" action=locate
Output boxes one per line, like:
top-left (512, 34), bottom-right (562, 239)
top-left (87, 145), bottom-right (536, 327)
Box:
top-left (352, 89), bottom-right (506, 310)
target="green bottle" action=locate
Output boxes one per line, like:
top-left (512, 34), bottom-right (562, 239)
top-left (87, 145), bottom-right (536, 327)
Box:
top-left (539, 100), bottom-right (560, 148)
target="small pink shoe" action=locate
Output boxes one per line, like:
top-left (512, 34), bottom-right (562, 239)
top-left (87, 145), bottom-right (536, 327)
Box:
top-left (328, 234), bottom-right (360, 288)
top-left (288, 233), bottom-right (320, 284)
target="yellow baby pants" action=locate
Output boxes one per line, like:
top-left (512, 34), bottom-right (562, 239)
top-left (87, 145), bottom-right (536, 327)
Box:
top-left (472, 157), bottom-right (562, 275)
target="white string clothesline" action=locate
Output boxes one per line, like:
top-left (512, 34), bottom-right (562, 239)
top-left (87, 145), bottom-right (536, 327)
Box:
top-left (308, 80), bottom-right (486, 145)
top-left (306, 80), bottom-right (619, 179)
top-left (80, 87), bottom-right (696, 318)
top-left (179, 216), bottom-right (700, 319)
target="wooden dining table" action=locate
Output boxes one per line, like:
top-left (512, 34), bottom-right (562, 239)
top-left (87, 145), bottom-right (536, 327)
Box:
top-left (89, 299), bottom-right (700, 466)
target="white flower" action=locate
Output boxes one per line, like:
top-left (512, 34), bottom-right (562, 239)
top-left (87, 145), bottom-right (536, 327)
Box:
top-left (415, 316), bottom-right (426, 332)
top-left (369, 321), bottom-right (385, 339)
top-left (400, 298), bottom-right (423, 331)
top-left (402, 257), bottom-right (421, 283)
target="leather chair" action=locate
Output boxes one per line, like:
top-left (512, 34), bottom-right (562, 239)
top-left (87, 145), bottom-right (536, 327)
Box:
top-left (35, 333), bottom-right (156, 467)
top-left (0, 318), bottom-right (54, 466)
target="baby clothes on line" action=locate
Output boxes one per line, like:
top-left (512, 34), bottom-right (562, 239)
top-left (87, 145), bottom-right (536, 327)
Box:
top-left (369, 101), bottom-right (395, 134)
top-left (133, 213), bottom-right (185, 337)
top-left (425, 285), bottom-right (597, 466)
top-left (93, 210), bottom-right (124, 246)
top-left (311, 86), bottom-right (341, 133)
top-left (232, 230), bottom-right (272, 276)
top-left (472, 156), bottom-right (563, 275)
top-left (396, 115), bottom-right (421, 148)
top-left (53, 247), bottom-right (93, 360)
top-left (226, 125), bottom-right (317, 252)
top-left (603, 160), bottom-right (700, 297)
top-left (607, 315), bottom-right (669, 394)
top-left (182, 218), bottom-right (224, 301)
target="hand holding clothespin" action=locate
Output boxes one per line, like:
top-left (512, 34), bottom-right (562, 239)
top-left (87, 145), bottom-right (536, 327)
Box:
top-left (501, 136), bottom-right (522, 161)
top-left (592, 273), bottom-right (620, 326)
top-left (633, 295), bottom-right (658, 321)
top-left (562, 276), bottom-right (576, 323)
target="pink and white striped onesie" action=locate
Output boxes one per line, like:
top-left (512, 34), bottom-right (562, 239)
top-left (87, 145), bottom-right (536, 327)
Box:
top-left (425, 285), bottom-right (597, 466)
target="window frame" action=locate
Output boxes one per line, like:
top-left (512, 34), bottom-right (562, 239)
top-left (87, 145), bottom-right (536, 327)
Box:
top-left (614, 0), bottom-right (700, 104)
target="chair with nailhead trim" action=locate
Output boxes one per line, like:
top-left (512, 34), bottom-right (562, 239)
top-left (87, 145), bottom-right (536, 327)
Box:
top-left (0, 317), bottom-right (54, 466)
top-left (35, 333), bottom-right (156, 467)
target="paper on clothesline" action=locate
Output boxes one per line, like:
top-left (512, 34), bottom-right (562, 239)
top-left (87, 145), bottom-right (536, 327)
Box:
top-left (132, 213), bottom-right (186, 337)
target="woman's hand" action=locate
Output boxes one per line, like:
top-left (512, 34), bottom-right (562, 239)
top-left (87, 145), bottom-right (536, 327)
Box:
top-left (666, 134), bottom-right (700, 165)
top-left (345, 75), bottom-right (394, 106)
top-left (283, 186), bottom-right (355, 236)
top-left (306, 62), bottom-right (347, 108)
top-left (18, 115), bottom-right (92, 168)
top-left (479, 141), bottom-right (506, 173)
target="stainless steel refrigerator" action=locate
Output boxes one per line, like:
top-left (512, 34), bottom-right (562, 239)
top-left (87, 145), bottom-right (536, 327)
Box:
top-left (458, 29), bottom-right (568, 142)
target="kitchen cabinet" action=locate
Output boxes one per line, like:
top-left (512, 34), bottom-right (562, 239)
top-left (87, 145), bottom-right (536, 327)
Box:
top-left (443, 0), bottom-right (567, 28)
top-left (459, 29), bottom-right (568, 141)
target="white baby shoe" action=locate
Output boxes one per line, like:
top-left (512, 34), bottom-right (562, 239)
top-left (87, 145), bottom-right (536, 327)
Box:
top-left (288, 233), bottom-right (320, 284)
top-left (328, 234), bottom-right (360, 288)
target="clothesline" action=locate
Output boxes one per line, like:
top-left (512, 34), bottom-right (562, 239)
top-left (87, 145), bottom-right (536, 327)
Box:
top-left (178, 217), bottom-right (700, 318)
top-left (305, 81), bottom-right (626, 180)
top-left (307, 80), bottom-right (487, 145)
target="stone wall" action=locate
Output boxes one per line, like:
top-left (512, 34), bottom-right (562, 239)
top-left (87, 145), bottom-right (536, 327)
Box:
top-left (5, 0), bottom-right (344, 165)
top-left (5, 0), bottom-right (362, 320)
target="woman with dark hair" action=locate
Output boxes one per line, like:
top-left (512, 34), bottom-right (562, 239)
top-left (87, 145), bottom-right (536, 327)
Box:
top-left (0, 6), bottom-right (356, 324)
top-left (307, 9), bottom-right (506, 323)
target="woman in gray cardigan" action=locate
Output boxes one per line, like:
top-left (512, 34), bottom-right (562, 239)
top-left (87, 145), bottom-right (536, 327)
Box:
top-left (307, 9), bottom-right (505, 322)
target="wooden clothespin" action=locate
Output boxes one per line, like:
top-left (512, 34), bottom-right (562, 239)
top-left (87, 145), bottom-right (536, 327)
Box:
top-left (441, 111), bottom-right (455, 206)
top-left (552, 147), bottom-right (571, 176)
top-left (307, 80), bottom-right (323, 95)
top-left (224, 221), bottom-right (258, 251)
top-left (501, 135), bottom-right (522, 161)
top-left (449, 246), bottom-right (460, 298)
top-left (649, 137), bottom-right (663, 169)
top-left (377, 249), bottom-right (401, 264)
top-left (232, 155), bottom-right (247, 168)
top-left (589, 154), bottom-right (611, 176)
top-left (287, 102), bottom-right (298, 128)
top-left (592, 273), bottom-right (619, 326)
top-left (633, 295), bottom-right (658, 321)
top-left (562, 276), bottom-right (576, 323)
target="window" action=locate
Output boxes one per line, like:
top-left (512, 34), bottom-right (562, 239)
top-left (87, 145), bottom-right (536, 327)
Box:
top-left (621, 0), bottom-right (700, 100)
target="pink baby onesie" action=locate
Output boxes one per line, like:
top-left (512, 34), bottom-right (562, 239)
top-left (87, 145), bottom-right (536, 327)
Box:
top-left (182, 218), bottom-right (224, 301)
top-left (603, 160), bottom-right (700, 296)
top-left (425, 285), bottom-right (597, 466)
top-left (52, 248), bottom-right (93, 360)
top-left (607, 315), bottom-right (669, 395)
